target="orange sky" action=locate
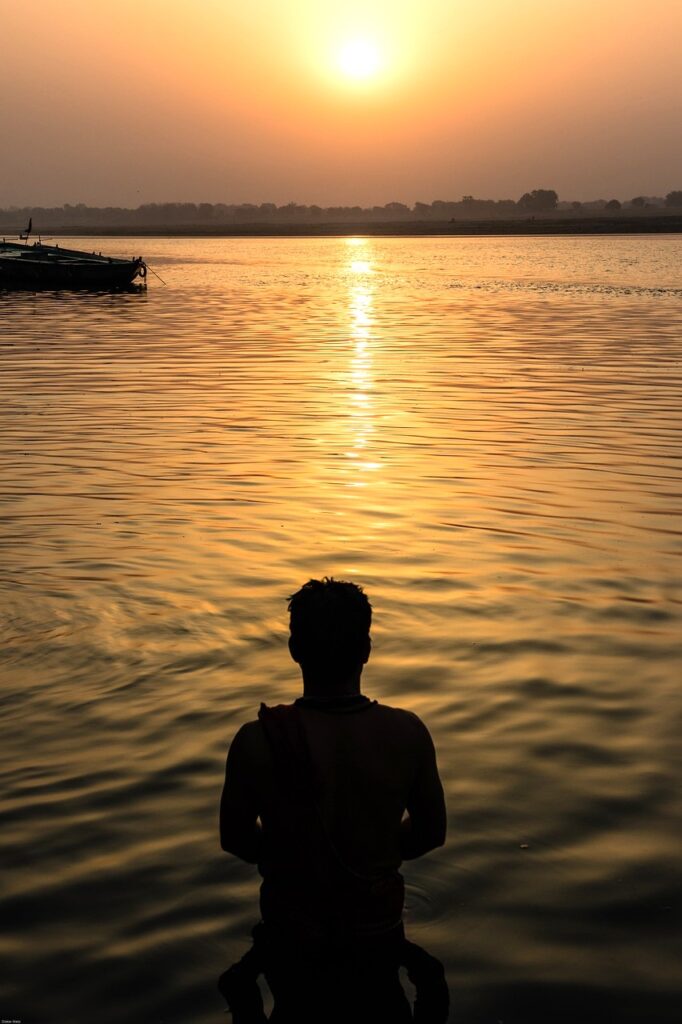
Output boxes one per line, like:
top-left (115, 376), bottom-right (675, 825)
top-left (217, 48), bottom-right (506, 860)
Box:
top-left (2, 0), bottom-right (681, 206)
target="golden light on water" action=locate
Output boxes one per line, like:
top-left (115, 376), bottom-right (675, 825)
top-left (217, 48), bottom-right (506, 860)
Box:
top-left (346, 240), bottom-right (377, 480)
top-left (3, 234), bottom-right (682, 1022)
top-left (349, 259), bottom-right (373, 274)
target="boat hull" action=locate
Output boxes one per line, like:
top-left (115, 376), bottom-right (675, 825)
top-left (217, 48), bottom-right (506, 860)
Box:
top-left (0, 242), bottom-right (146, 290)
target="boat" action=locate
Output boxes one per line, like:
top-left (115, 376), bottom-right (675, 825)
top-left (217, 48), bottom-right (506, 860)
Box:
top-left (0, 224), bottom-right (147, 289)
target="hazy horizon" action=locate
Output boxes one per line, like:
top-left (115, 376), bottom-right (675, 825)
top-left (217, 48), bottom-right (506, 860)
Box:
top-left (2, 0), bottom-right (681, 209)
top-left (1, 190), bottom-right (678, 213)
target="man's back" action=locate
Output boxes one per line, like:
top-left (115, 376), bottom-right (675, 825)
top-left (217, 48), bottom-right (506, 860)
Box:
top-left (221, 694), bottom-right (445, 938)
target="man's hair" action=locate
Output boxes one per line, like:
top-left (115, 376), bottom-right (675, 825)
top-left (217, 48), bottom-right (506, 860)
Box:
top-left (288, 577), bottom-right (372, 675)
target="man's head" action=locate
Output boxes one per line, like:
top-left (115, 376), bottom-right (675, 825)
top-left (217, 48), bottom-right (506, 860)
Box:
top-left (288, 577), bottom-right (372, 686)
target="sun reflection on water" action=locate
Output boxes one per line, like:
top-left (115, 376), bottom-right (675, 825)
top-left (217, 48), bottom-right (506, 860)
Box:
top-left (345, 241), bottom-right (378, 482)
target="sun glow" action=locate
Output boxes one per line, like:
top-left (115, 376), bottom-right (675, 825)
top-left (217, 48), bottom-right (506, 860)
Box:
top-left (338, 39), bottom-right (382, 80)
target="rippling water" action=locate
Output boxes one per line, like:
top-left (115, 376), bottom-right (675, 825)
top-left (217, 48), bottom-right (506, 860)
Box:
top-left (1, 236), bottom-right (681, 1022)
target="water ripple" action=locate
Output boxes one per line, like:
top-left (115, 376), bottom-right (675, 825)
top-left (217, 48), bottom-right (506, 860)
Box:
top-left (1, 235), bottom-right (681, 1022)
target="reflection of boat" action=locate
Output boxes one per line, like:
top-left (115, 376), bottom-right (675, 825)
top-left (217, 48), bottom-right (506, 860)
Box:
top-left (0, 237), bottom-right (147, 290)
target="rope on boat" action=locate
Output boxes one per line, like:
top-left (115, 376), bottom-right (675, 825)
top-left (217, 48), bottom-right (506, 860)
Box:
top-left (145, 262), bottom-right (167, 285)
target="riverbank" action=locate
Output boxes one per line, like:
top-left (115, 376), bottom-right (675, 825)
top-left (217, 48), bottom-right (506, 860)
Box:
top-left (2, 216), bottom-right (682, 237)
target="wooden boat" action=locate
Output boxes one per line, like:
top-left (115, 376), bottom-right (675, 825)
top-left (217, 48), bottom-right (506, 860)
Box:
top-left (0, 238), bottom-right (147, 289)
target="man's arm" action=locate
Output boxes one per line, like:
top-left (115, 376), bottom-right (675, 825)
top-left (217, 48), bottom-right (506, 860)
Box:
top-left (219, 723), bottom-right (263, 864)
top-left (400, 718), bottom-right (447, 860)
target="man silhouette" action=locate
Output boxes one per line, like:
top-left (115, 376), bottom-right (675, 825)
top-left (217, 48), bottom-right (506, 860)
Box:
top-left (220, 578), bottom-right (447, 1022)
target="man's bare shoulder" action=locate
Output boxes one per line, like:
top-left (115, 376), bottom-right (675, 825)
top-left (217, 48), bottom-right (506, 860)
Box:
top-left (370, 702), bottom-right (434, 744)
top-left (227, 719), bottom-right (269, 763)
top-left (372, 701), bottom-right (428, 724)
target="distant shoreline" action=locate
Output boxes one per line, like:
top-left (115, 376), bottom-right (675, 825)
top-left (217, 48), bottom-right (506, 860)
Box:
top-left (2, 216), bottom-right (682, 238)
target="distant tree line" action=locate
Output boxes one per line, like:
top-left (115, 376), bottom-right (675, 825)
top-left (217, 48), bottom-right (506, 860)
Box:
top-left (1, 190), bottom-right (681, 228)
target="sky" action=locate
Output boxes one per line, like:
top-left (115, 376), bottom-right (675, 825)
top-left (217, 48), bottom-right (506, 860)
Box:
top-left (2, 0), bottom-right (681, 207)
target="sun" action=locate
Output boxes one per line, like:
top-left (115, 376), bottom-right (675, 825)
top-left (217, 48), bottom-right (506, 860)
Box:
top-left (338, 39), bottom-right (381, 81)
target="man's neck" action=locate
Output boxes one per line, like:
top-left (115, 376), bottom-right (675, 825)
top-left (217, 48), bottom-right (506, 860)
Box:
top-left (301, 668), bottom-right (363, 699)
